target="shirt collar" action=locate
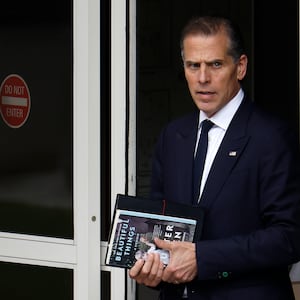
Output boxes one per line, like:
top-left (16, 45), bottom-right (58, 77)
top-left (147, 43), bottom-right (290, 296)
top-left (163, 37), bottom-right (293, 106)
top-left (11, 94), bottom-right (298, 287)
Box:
top-left (198, 89), bottom-right (244, 130)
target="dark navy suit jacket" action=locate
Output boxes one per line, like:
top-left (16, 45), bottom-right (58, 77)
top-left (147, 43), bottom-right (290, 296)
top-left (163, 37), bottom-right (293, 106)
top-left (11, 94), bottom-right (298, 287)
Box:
top-left (150, 97), bottom-right (300, 300)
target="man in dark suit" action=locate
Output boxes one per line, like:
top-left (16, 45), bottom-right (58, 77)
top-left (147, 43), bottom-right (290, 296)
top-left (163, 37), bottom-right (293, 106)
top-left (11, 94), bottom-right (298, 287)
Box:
top-left (129, 15), bottom-right (300, 300)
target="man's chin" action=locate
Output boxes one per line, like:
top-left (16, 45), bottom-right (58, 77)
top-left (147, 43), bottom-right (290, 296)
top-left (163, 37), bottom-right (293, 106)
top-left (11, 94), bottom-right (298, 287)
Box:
top-left (194, 103), bottom-right (216, 116)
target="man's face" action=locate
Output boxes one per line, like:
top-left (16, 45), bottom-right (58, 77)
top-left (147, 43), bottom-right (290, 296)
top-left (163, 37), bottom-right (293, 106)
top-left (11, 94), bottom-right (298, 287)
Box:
top-left (182, 32), bottom-right (247, 117)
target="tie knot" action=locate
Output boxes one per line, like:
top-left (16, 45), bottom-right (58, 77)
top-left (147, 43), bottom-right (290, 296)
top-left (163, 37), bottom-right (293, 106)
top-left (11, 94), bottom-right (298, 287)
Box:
top-left (201, 119), bottom-right (214, 133)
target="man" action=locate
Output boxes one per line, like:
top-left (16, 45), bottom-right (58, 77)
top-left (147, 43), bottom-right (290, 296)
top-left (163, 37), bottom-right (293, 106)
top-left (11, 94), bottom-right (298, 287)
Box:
top-left (129, 15), bottom-right (300, 300)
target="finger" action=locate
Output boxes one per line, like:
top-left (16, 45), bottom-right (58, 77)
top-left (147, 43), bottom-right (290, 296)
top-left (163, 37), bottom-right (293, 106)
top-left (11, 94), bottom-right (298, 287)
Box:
top-left (143, 253), bottom-right (164, 287)
top-left (153, 261), bottom-right (165, 284)
top-left (142, 256), bottom-right (154, 273)
top-left (154, 238), bottom-right (172, 250)
top-left (162, 267), bottom-right (175, 283)
top-left (141, 252), bottom-right (160, 278)
top-left (148, 253), bottom-right (163, 277)
top-left (129, 259), bottom-right (145, 278)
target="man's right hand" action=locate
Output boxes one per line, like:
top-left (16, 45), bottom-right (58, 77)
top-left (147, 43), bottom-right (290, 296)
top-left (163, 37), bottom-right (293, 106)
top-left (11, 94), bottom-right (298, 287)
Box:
top-left (129, 252), bottom-right (165, 287)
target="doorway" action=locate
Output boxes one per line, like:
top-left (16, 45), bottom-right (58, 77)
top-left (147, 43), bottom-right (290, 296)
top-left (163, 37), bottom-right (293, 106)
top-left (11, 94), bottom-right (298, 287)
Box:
top-left (135, 1), bottom-right (299, 299)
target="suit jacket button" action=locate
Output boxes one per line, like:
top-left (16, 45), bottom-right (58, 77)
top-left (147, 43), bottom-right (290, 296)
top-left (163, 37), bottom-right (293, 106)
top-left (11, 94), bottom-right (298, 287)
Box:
top-left (222, 271), bottom-right (229, 278)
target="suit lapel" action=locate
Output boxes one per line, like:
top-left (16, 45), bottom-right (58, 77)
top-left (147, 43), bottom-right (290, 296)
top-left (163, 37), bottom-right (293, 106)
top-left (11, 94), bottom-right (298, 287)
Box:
top-left (174, 112), bottom-right (199, 204)
top-left (200, 98), bottom-right (253, 208)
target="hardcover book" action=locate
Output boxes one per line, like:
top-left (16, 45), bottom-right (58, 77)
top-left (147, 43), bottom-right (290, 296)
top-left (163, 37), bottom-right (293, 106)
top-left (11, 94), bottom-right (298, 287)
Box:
top-left (105, 194), bottom-right (204, 269)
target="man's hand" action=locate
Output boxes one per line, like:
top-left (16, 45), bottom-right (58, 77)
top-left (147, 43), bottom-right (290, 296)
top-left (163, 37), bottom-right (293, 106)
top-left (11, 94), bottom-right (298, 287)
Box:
top-left (155, 238), bottom-right (197, 284)
top-left (129, 251), bottom-right (165, 287)
top-left (129, 238), bottom-right (197, 287)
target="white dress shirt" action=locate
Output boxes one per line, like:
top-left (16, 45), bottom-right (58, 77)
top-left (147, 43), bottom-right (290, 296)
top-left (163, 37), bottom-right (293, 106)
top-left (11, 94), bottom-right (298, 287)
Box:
top-left (195, 89), bottom-right (244, 202)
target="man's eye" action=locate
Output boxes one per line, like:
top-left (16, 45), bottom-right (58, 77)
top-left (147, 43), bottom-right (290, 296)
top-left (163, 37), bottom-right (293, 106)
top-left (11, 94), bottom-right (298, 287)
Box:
top-left (212, 61), bottom-right (222, 68)
top-left (185, 62), bottom-right (200, 70)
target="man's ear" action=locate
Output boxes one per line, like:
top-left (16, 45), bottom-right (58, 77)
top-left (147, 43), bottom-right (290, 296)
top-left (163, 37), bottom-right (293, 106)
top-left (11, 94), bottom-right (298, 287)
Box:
top-left (237, 54), bottom-right (248, 80)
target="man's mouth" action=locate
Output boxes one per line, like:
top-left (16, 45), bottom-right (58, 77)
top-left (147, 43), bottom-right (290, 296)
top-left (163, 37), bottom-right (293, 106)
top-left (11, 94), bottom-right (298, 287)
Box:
top-left (196, 91), bottom-right (214, 95)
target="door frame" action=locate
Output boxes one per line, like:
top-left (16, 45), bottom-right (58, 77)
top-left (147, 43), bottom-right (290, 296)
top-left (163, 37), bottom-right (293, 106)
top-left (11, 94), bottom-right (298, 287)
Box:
top-left (100, 0), bottom-right (136, 299)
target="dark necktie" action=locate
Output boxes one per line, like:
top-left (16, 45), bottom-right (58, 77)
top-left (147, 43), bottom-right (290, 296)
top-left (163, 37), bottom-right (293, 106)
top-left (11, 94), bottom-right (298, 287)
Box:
top-left (193, 119), bottom-right (214, 204)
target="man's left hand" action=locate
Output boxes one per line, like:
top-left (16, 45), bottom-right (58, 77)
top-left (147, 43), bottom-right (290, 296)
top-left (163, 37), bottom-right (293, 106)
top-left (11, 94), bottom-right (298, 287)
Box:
top-left (154, 238), bottom-right (197, 284)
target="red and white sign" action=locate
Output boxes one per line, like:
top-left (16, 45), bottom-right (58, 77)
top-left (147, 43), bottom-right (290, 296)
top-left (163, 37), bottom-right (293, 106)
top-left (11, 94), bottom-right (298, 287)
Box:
top-left (0, 74), bottom-right (31, 128)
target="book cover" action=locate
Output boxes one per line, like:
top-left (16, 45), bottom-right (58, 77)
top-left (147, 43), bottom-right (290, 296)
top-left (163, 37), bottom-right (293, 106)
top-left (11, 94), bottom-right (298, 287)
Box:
top-left (111, 194), bottom-right (205, 242)
top-left (105, 205), bottom-right (199, 269)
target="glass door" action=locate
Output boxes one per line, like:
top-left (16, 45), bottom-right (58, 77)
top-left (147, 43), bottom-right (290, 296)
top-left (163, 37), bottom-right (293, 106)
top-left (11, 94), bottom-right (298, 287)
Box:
top-left (0, 0), bottom-right (101, 298)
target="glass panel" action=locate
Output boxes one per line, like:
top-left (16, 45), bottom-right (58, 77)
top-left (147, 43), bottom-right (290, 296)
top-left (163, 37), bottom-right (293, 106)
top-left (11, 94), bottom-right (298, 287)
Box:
top-left (0, 261), bottom-right (73, 300)
top-left (0, 0), bottom-right (73, 238)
